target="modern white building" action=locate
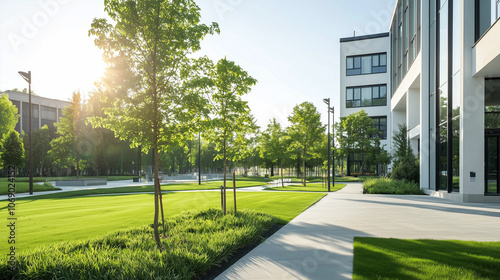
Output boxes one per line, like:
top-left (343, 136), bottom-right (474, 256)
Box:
top-left (339, 33), bottom-right (391, 175)
top-left (5, 90), bottom-right (70, 135)
top-left (341, 0), bottom-right (500, 202)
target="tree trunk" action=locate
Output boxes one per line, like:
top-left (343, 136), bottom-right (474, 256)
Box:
top-left (76, 157), bottom-right (80, 178)
top-left (281, 159), bottom-right (284, 188)
top-left (302, 148), bottom-right (306, 187)
top-left (270, 164), bottom-right (274, 177)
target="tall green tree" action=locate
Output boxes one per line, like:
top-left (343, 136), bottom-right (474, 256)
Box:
top-left (31, 125), bottom-right (57, 176)
top-left (0, 130), bottom-right (25, 169)
top-left (89, 0), bottom-right (219, 249)
top-left (287, 102), bottom-right (325, 186)
top-left (49, 91), bottom-right (87, 178)
top-left (259, 118), bottom-right (287, 185)
top-left (338, 110), bottom-right (377, 175)
top-left (0, 93), bottom-right (19, 140)
top-left (204, 58), bottom-right (257, 215)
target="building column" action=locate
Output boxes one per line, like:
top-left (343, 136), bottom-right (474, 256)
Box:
top-left (420, 0), bottom-right (430, 189)
top-left (461, 0), bottom-right (485, 200)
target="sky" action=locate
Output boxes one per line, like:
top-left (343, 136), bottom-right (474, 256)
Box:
top-left (0, 0), bottom-right (395, 129)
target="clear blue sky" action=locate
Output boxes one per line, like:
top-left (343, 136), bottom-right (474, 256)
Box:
top-left (0, 0), bottom-right (395, 128)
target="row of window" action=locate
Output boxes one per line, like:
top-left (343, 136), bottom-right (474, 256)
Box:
top-left (346, 53), bottom-right (387, 76)
top-left (346, 85), bottom-right (387, 108)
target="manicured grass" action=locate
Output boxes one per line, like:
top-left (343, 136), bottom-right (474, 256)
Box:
top-left (1, 209), bottom-right (275, 280)
top-left (0, 191), bottom-right (324, 254)
top-left (266, 183), bottom-right (347, 192)
top-left (353, 237), bottom-right (500, 280)
top-left (363, 177), bottom-right (424, 195)
top-left (14, 175), bottom-right (138, 182)
top-left (0, 181), bottom-right (61, 195)
top-left (0, 179), bottom-right (268, 198)
top-left (270, 176), bottom-right (359, 183)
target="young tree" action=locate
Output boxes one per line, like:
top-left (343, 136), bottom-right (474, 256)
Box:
top-left (287, 102), bottom-right (325, 186)
top-left (0, 130), bottom-right (25, 169)
top-left (49, 91), bottom-right (87, 178)
top-left (391, 124), bottom-right (419, 183)
top-left (31, 125), bottom-right (57, 177)
top-left (89, 0), bottom-right (219, 249)
top-left (204, 58), bottom-right (257, 215)
top-left (259, 118), bottom-right (287, 186)
top-left (0, 93), bottom-right (19, 140)
top-left (338, 110), bottom-right (377, 175)
top-left (334, 122), bottom-right (349, 176)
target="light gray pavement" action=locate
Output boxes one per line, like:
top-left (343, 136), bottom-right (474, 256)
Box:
top-left (215, 183), bottom-right (500, 280)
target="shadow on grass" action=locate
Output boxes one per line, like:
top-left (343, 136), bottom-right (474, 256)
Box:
top-left (354, 238), bottom-right (500, 279)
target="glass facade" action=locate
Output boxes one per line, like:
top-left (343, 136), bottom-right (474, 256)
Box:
top-left (429, 0), bottom-right (461, 192)
top-left (346, 85), bottom-right (387, 108)
top-left (346, 53), bottom-right (387, 76)
top-left (391, 0), bottom-right (421, 94)
top-left (475, 0), bottom-right (500, 41)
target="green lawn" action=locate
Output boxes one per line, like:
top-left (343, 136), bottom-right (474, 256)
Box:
top-left (353, 237), bottom-right (500, 279)
top-left (0, 191), bottom-right (324, 255)
top-left (1, 178), bottom-right (268, 196)
top-left (266, 183), bottom-right (347, 192)
top-left (1, 209), bottom-right (275, 279)
top-left (0, 181), bottom-right (61, 195)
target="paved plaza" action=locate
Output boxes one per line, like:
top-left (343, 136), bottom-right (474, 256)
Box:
top-left (216, 183), bottom-right (500, 280)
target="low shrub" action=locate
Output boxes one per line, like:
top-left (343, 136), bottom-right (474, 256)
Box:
top-left (0, 209), bottom-right (276, 280)
top-left (363, 177), bottom-right (423, 195)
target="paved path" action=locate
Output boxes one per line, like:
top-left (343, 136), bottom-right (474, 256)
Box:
top-left (215, 183), bottom-right (500, 280)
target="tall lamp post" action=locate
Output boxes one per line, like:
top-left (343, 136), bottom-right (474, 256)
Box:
top-left (18, 71), bottom-right (33, 195)
top-left (323, 98), bottom-right (334, 192)
top-left (198, 132), bottom-right (201, 185)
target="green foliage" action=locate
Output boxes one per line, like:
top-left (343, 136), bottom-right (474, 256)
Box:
top-left (259, 118), bottom-right (288, 177)
top-left (0, 130), bottom-right (24, 168)
top-left (89, 0), bottom-right (220, 246)
top-left (49, 92), bottom-right (88, 177)
top-left (0, 93), bottom-right (19, 140)
top-left (363, 177), bottom-right (423, 195)
top-left (354, 238), bottom-right (500, 279)
top-left (287, 102), bottom-right (325, 186)
top-left (336, 110), bottom-right (380, 175)
top-left (0, 209), bottom-right (275, 280)
top-left (391, 124), bottom-right (419, 183)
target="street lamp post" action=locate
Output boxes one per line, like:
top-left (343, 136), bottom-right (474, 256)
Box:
top-left (18, 71), bottom-right (33, 195)
top-left (323, 98), bottom-right (335, 192)
top-left (198, 132), bottom-right (201, 185)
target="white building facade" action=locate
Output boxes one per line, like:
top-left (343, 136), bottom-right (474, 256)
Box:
top-left (339, 33), bottom-right (391, 176)
top-left (341, 0), bottom-right (500, 202)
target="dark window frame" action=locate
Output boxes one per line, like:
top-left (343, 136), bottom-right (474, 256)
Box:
top-left (371, 116), bottom-right (388, 140)
top-left (346, 53), bottom-right (387, 76)
top-left (346, 84), bottom-right (387, 108)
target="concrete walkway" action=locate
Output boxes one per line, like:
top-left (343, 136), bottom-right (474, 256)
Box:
top-left (215, 183), bottom-right (500, 280)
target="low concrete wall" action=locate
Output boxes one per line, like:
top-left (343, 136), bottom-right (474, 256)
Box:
top-left (55, 178), bottom-right (107, 186)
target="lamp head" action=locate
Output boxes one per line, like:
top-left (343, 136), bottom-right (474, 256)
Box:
top-left (18, 71), bottom-right (31, 84)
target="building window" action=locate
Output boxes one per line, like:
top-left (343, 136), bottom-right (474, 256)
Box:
top-left (497, 0), bottom-right (500, 19)
top-left (346, 84), bottom-right (387, 108)
top-left (346, 53), bottom-right (387, 76)
top-left (371, 116), bottom-right (387, 140)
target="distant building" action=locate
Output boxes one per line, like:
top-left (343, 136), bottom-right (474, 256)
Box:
top-left (339, 32), bottom-right (391, 175)
top-left (5, 90), bottom-right (70, 135)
